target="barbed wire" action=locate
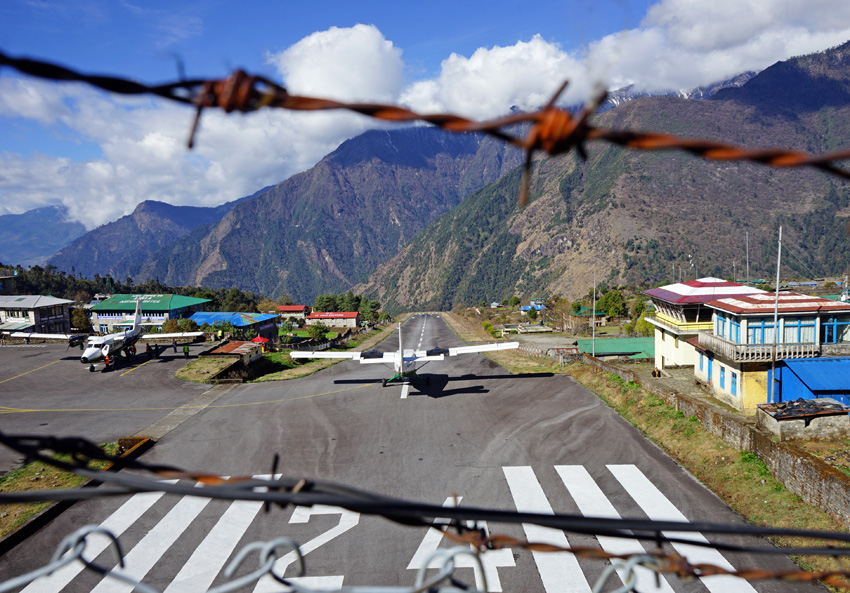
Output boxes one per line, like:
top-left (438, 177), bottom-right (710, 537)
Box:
top-left (3, 431), bottom-right (850, 590)
top-left (2, 50), bottom-right (850, 207)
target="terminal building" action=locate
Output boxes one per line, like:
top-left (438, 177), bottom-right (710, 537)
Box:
top-left (0, 295), bottom-right (73, 334)
top-left (89, 294), bottom-right (210, 333)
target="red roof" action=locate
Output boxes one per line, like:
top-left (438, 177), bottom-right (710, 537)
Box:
top-left (278, 305), bottom-right (309, 312)
top-left (644, 277), bottom-right (765, 304)
top-left (307, 311), bottom-right (359, 319)
top-left (251, 336), bottom-right (269, 343)
top-left (708, 292), bottom-right (850, 315)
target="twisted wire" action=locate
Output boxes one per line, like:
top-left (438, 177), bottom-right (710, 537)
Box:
top-left (3, 51), bottom-right (849, 206)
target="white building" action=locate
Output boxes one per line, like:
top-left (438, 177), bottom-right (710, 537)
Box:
top-left (0, 295), bottom-right (74, 334)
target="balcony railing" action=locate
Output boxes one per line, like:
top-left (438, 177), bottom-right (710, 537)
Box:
top-left (697, 331), bottom-right (820, 361)
top-left (647, 316), bottom-right (714, 336)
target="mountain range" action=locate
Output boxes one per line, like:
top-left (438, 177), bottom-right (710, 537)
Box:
top-left (28, 40), bottom-right (850, 311)
top-left (0, 206), bottom-right (85, 268)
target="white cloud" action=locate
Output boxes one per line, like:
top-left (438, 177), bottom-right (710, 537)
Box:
top-left (401, 35), bottom-right (590, 119)
top-left (2, 8), bottom-right (850, 234)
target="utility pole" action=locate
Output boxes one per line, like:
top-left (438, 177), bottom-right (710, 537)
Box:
top-left (769, 226), bottom-right (782, 404)
top-left (746, 231), bottom-right (750, 285)
top-left (592, 270), bottom-right (596, 358)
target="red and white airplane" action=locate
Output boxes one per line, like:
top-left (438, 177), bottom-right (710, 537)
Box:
top-left (9, 300), bottom-right (203, 372)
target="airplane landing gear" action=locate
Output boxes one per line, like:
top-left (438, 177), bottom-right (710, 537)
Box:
top-left (89, 364), bottom-right (95, 372)
top-left (381, 378), bottom-right (387, 387)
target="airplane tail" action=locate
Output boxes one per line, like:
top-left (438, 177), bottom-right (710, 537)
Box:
top-left (131, 299), bottom-right (142, 334)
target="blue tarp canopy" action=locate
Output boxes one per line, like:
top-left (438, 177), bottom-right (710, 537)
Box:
top-left (189, 312), bottom-right (278, 327)
top-left (783, 358), bottom-right (850, 394)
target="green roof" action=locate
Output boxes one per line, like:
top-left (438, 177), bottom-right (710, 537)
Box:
top-left (576, 337), bottom-right (654, 357)
top-left (572, 305), bottom-right (606, 317)
top-left (90, 294), bottom-right (211, 312)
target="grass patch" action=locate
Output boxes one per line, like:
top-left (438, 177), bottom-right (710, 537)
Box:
top-left (176, 356), bottom-right (236, 383)
top-left (0, 443), bottom-right (119, 538)
top-left (563, 363), bottom-right (850, 581)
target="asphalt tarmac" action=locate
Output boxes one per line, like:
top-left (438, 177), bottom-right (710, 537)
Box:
top-left (0, 316), bottom-right (818, 592)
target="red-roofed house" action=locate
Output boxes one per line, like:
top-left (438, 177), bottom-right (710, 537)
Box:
top-left (643, 278), bottom-right (765, 371)
top-left (305, 311), bottom-right (360, 329)
top-left (696, 292), bottom-right (850, 411)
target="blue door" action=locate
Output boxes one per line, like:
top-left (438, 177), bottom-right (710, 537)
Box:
top-left (707, 357), bottom-right (713, 384)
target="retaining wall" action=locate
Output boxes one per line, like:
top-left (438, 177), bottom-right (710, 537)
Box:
top-left (580, 354), bottom-right (850, 528)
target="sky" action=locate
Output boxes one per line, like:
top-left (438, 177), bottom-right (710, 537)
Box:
top-left (2, 0), bottom-right (850, 230)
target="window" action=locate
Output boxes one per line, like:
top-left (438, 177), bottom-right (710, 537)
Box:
top-left (720, 366), bottom-right (726, 390)
top-left (730, 319), bottom-right (741, 343)
top-left (731, 372), bottom-right (737, 396)
top-left (747, 318), bottom-right (775, 344)
top-left (821, 316), bottom-right (850, 344)
top-left (717, 316), bottom-right (726, 339)
top-left (783, 317), bottom-right (816, 343)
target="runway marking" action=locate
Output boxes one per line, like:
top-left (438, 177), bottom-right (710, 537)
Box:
top-left (608, 464), bottom-right (757, 593)
top-left (0, 383), bottom-right (377, 414)
top-left (400, 383), bottom-right (410, 399)
top-left (119, 359), bottom-right (154, 376)
top-left (555, 465), bottom-right (674, 593)
top-left (0, 359), bottom-right (61, 385)
top-left (503, 466), bottom-right (591, 593)
top-left (20, 481), bottom-right (177, 593)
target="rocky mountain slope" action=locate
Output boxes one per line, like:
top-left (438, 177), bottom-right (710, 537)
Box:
top-left (133, 127), bottom-right (522, 302)
top-left (47, 191), bottom-right (266, 281)
top-left (355, 41), bottom-right (850, 311)
top-left (0, 205), bottom-right (86, 267)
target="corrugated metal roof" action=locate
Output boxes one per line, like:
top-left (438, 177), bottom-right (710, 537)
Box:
top-left (190, 312), bottom-right (278, 327)
top-left (784, 358), bottom-right (850, 393)
top-left (0, 321), bottom-right (35, 331)
top-left (708, 292), bottom-right (850, 315)
top-left (91, 294), bottom-right (211, 311)
top-left (576, 337), bottom-right (654, 356)
top-left (209, 340), bottom-right (262, 356)
top-left (0, 295), bottom-right (73, 308)
top-left (307, 312), bottom-right (359, 319)
top-left (643, 277), bottom-right (764, 304)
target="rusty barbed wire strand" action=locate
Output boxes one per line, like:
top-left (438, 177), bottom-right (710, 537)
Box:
top-left (3, 50), bottom-right (850, 208)
top-left (4, 430), bottom-right (850, 588)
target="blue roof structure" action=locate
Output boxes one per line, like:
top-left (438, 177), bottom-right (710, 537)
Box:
top-left (783, 358), bottom-right (850, 394)
top-left (189, 312), bottom-right (278, 327)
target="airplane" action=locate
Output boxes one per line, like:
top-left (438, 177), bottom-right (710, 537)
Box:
top-left (290, 323), bottom-right (519, 386)
top-left (7, 300), bottom-right (204, 372)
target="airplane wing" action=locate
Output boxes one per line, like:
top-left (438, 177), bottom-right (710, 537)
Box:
top-left (289, 350), bottom-right (400, 364)
top-left (8, 332), bottom-right (87, 345)
top-left (139, 332), bottom-right (204, 340)
top-left (414, 342), bottom-right (520, 358)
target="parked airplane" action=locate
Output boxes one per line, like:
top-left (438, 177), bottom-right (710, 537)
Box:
top-left (8, 300), bottom-right (203, 372)
top-left (290, 323), bottom-right (519, 386)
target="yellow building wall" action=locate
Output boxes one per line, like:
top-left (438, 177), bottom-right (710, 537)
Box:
top-left (742, 369), bottom-right (768, 412)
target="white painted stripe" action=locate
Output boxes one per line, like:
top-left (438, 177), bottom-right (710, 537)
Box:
top-left (401, 383), bottom-right (410, 399)
top-left (91, 483), bottom-right (212, 593)
top-left (407, 497), bottom-right (514, 592)
top-left (554, 465), bottom-right (674, 593)
top-left (21, 482), bottom-right (177, 593)
top-left (163, 475), bottom-right (274, 593)
top-left (608, 465), bottom-right (757, 593)
top-left (253, 505), bottom-right (358, 593)
top-left (503, 466), bottom-right (591, 593)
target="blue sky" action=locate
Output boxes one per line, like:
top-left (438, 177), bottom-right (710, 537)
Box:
top-left (2, 0), bottom-right (850, 229)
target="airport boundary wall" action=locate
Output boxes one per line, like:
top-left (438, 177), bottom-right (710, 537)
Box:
top-left (580, 354), bottom-right (850, 527)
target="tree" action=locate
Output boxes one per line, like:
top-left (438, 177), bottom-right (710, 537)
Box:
top-left (509, 296), bottom-right (521, 307)
top-left (307, 323), bottom-right (330, 341)
top-left (527, 307), bottom-right (538, 321)
top-left (257, 298), bottom-right (278, 313)
top-left (163, 318), bottom-right (179, 333)
top-left (177, 318), bottom-right (199, 332)
top-left (276, 294), bottom-right (295, 306)
top-left (631, 299), bottom-right (646, 320)
top-left (571, 301), bottom-right (583, 314)
top-left (70, 307), bottom-right (92, 332)
top-left (597, 290), bottom-right (627, 318)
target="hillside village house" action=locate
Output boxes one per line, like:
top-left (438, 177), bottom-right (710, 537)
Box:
top-left (305, 311), bottom-right (360, 329)
top-left (277, 305), bottom-right (310, 320)
top-left (0, 295), bottom-right (73, 334)
top-left (695, 292), bottom-right (850, 412)
top-left (89, 294), bottom-right (210, 333)
top-left (644, 278), bottom-right (766, 371)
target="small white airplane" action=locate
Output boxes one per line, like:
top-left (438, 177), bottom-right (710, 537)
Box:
top-left (290, 323), bottom-right (519, 386)
top-left (9, 300), bottom-right (203, 372)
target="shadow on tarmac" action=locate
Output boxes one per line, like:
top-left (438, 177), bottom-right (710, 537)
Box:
top-left (332, 372), bottom-right (555, 398)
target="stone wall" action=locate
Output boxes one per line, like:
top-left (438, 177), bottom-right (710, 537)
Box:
top-left (580, 354), bottom-right (850, 528)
